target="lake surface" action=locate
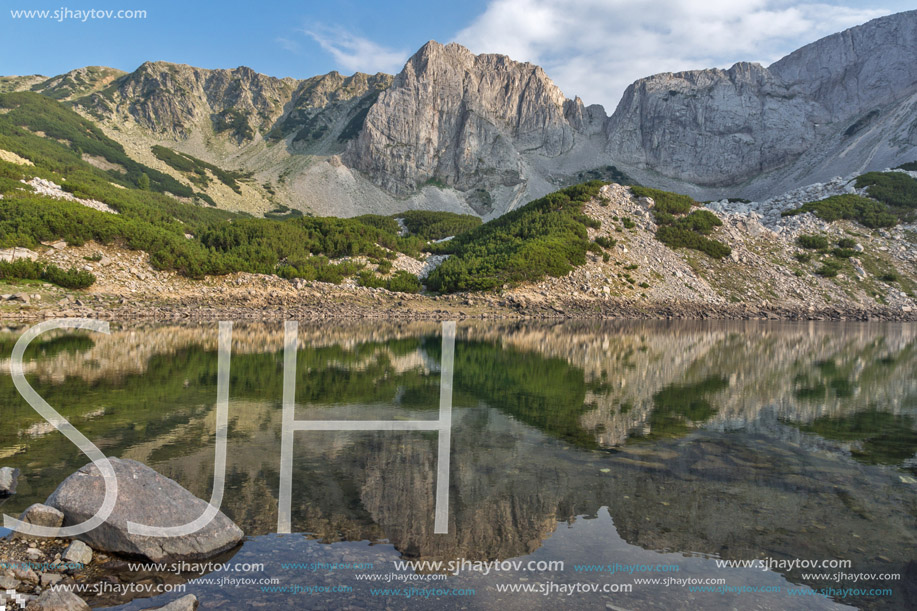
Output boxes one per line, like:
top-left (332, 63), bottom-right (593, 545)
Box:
top-left (1, 320), bottom-right (915, 610)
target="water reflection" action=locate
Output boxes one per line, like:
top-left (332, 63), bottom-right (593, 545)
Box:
top-left (0, 321), bottom-right (915, 609)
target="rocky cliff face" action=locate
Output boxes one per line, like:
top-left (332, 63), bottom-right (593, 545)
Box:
top-left (345, 41), bottom-right (602, 205)
top-left (72, 62), bottom-right (391, 151)
top-left (605, 62), bottom-right (822, 187)
top-left (79, 62), bottom-right (297, 140)
top-left (769, 9), bottom-right (917, 120)
top-left (346, 10), bottom-right (917, 207)
top-left (270, 71), bottom-right (392, 153)
top-left (606, 10), bottom-right (917, 196)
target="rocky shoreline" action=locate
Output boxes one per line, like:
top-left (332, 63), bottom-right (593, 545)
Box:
top-left (2, 289), bottom-right (916, 323)
top-left (3, 296), bottom-right (916, 323)
top-left (1, 460), bottom-right (236, 610)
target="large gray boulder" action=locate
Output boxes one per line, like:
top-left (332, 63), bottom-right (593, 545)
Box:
top-left (45, 459), bottom-right (242, 562)
top-left (0, 466), bottom-right (19, 496)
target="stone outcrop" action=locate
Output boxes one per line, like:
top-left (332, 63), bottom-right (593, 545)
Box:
top-left (45, 458), bottom-right (243, 562)
top-left (0, 248), bottom-right (38, 263)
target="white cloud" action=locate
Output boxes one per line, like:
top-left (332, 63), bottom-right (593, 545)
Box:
top-left (455, 0), bottom-right (890, 110)
top-left (304, 25), bottom-right (410, 75)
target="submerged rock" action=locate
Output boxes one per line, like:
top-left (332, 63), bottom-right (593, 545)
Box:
top-left (45, 458), bottom-right (243, 562)
top-left (0, 466), bottom-right (19, 496)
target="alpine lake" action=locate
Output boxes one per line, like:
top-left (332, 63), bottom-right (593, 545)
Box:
top-left (1, 320), bottom-right (915, 610)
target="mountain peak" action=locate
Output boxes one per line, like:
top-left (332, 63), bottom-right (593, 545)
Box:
top-left (769, 8), bottom-right (917, 120)
top-left (346, 41), bottom-right (584, 203)
top-left (30, 65), bottom-right (126, 101)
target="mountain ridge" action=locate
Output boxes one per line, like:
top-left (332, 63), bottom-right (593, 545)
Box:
top-left (3, 10), bottom-right (917, 218)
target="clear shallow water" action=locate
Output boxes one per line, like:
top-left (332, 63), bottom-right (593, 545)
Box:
top-left (0, 320), bottom-right (915, 609)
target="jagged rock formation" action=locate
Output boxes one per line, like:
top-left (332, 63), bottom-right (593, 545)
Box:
top-left (345, 42), bottom-right (608, 213)
top-left (3, 11), bottom-right (916, 216)
top-left (78, 63), bottom-right (296, 140)
top-left (78, 62), bottom-right (392, 148)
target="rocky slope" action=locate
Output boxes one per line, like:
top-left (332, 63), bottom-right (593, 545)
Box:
top-left (498, 182), bottom-right (916, 316)
top-left (1, 179), bottom-right (915, 322)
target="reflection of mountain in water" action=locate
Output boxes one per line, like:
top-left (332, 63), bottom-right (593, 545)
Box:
top-left (1, 322), bottom-right (916, 608)
top-left (5, 321), bottom-right (917, 448)
top-left (162, 402), bottom-right (916, 609)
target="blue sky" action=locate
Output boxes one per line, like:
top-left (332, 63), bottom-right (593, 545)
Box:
top-left (2, 0), bottom-right (913, 109)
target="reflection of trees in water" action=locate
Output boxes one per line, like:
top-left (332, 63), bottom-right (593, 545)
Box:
top-left (629, 376), bottom-right (729, 441)
top-left (3, 323), bottom-right (917, 494)
top-left (792, 409), bottom-right (917, 469)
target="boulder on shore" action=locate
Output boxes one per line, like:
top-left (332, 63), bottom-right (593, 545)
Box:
top-left (0, 466), bottom-right (19, 496)
top-left (45, 458), bottom-right (243, 562)
top-left (13, 504), bottom-right (64, 539)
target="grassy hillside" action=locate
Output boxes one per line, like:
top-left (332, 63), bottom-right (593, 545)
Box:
top-left (1, 127), bottom-right (607, 293)
top-left (0, 92), bottom-right (206, 199)
top-left (151, 145), bottom-right (251, 194)
top-left (0, 105), bottom-right (486, 289)
top-left (425, 181), bottom-right (606, 292)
